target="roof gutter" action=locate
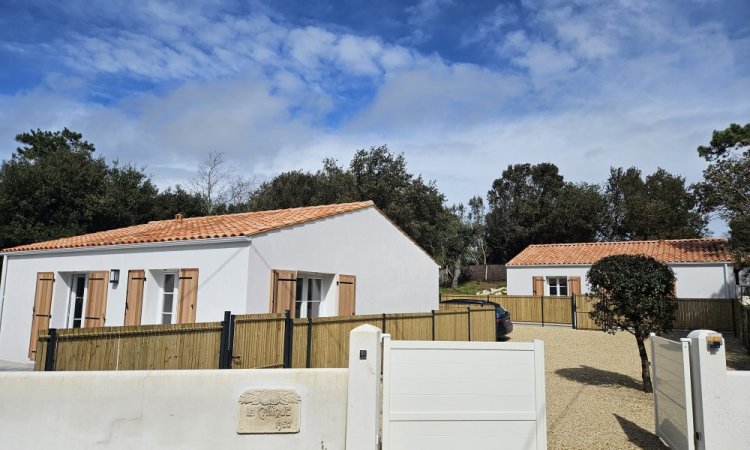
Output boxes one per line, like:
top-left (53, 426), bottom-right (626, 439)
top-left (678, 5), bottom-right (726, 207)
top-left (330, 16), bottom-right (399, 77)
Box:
top-left (507, 261), bottom-right (734, 268)
top-left (0, 236), bottom-right (253, 257)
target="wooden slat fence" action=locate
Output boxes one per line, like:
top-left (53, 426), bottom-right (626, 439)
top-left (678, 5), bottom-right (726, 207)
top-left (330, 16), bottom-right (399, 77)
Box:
top-left (673, 298), bottom-right (735, 331)
top-left (573, 295), bottom-right (600, 330)
top-left (440, 294), bottom-right (739, 333)
top-left (35, 322), bottom-right (223, 371)
top-left (231, 313), bottom-right (286, 369)
top-left (36, 307), bottom-right (496, 371)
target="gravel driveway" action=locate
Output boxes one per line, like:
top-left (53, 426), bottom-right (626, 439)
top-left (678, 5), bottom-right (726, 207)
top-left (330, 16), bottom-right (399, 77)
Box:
top-left (509, 324), bottom-right (750, 449)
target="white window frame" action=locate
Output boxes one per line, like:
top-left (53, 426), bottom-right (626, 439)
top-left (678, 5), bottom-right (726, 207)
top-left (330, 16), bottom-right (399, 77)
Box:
top-left (66, 273), bottom-right (88, 328)
top-left (160, 271), bottom-right (180, 325)
top-left (294, 276), bottom-right (323, 319)
top-left (547, 277), bottom-right (568, 296)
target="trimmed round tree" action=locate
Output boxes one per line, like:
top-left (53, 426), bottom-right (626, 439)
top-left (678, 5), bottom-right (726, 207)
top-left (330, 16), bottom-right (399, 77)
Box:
top-left (587, 254), bottom-right (677, 393)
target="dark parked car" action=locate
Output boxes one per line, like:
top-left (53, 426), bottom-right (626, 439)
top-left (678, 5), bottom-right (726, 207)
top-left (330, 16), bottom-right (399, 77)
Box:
top-left (441, 298), bottom-right (513, 340)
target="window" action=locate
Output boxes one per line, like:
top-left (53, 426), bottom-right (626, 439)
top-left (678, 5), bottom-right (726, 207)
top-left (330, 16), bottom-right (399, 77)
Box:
top-left (294, 277), bottom-right (323, 318)
top-left (548, 277), bottom-right (568, 296)
top-left (161, 273), bottom-right (179, 324)
top-left (67, 274), bottom-right (87, 328)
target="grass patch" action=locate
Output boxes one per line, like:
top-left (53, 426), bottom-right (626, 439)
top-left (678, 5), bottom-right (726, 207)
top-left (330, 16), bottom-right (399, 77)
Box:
top-left (440, 281), bottom-right (507, 295)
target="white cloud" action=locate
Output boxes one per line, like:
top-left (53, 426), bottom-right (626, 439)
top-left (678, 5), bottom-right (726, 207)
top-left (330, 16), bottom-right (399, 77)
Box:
top-left (0, 0), bottom-right (748, 240)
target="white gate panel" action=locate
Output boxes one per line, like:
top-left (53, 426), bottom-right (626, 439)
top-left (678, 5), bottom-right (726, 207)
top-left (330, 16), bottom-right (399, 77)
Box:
top-left (382, 338), bottom-right (546, 450)
top-left (651, 334), bottom-right (695, 450)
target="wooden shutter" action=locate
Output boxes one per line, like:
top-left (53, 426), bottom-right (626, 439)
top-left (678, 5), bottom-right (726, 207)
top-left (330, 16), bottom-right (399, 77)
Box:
top-left (532, 276), bottom-right (544, 296)
top-left (124, 270), bottom-right (146, 326)
top-left (28, 272), bottom-right (54, 359)
top-left (568, 276), bottom-right (581, 295)
top-left (338, 274), bottom-right (357, 316)
top-left (270, 270), bottom-right (297, 313)
top-left (177, 268), bottom-right (199, 324)
top-left (85, 271), bottom-right (109, 328)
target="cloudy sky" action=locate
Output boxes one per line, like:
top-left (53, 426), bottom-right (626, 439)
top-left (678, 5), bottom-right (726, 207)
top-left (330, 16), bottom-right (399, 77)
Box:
top-left (1, 0), bottom-right (748, 233)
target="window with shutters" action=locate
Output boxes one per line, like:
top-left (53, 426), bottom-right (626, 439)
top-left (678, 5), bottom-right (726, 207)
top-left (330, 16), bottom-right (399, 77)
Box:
top-left (160, 272), bottom-right (179, 324)
top-left (547, 277), bottom-right (568, 296)
top-left (67, 273), bottom-right (87, 328)
top-left (294, 276), bottom-right (323, 318)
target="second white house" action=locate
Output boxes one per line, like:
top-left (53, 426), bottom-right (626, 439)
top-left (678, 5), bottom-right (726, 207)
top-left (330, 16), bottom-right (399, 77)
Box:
top-left (506, 238), bottom-right (735, 298)
top-left (0, 201), bottom-right (439, 363)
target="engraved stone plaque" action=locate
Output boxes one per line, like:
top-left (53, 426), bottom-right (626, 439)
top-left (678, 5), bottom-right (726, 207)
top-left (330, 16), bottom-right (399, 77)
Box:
top-left (237, 389), bottom-right (301, 434)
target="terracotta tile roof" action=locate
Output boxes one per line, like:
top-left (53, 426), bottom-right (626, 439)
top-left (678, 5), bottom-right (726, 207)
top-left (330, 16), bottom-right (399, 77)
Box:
top-left (2, 201), bottom-right (374, 253)
top-left (506, 238), bottom-right (732, 266)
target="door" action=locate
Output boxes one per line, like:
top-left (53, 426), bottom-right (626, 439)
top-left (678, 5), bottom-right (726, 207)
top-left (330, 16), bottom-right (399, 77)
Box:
top-left (338, 274), bottom-right (356, 316)
top-left (28, 272), bottom-right (54, 359)
top-left (84, 271), bottom-right (109, 328)
top-left (177, 268), bottom-right (199, 324)
top-left (124, 270), bottom-right (146, 326)
top-left (532, 276), bottom-right (544, 296)
top-left (270, 269), bottom-right (297, 314)
top-left (568, 276), bottom-right (581, 295)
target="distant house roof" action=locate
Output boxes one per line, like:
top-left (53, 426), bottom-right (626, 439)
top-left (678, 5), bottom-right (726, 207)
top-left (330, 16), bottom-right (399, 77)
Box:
top-left (2, 201), bottom-right (374, 253)
top-left (506, 238), bottom-right (733, 266)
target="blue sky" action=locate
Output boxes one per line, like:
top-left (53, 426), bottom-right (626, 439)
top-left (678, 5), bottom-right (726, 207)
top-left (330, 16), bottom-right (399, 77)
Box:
top-left (1, 0), bottom-right (749, 234)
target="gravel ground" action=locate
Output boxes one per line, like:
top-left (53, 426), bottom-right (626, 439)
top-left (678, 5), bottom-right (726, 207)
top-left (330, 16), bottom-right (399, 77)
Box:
top-left (508, 324), bottom-right (750, 449)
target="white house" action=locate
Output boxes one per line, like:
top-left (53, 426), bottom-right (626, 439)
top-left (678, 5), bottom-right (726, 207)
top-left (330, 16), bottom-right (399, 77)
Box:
top-left (0, 201), bottom-right (439, 363)
top-left (506, 238), bottom-right (735, 298)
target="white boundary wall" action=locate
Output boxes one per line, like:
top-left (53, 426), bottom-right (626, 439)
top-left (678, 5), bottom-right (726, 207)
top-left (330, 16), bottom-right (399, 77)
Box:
top-left (0, 368), bottom-right (349, 449)
top-left (382, 337), bottom-right (547, 450)
top-left (0, 326), bottom-right (549, 450)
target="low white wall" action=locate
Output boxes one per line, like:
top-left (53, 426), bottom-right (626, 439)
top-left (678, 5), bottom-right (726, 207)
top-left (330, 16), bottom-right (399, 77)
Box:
top-left (0, 368), bottom-right (348, 450)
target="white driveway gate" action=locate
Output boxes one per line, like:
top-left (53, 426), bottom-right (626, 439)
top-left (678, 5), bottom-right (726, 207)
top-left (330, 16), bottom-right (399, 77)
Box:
top-left (651, 335), bottom-right (695, 450)
top-left (382, 336), bottom-right (547, 450)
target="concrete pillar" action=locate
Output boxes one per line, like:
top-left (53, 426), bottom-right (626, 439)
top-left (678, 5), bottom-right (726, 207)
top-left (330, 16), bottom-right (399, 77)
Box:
top-left (687, 330), bottom-right (729, 450)
top-left (345, 324), bottom-right (382, 450)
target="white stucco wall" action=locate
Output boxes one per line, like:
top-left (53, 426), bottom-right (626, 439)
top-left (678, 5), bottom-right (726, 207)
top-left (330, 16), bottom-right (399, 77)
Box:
top-left (507, 263), bottom-right (736, 298)
top-left (0, 368), bottom-right (348, 450)
top-left (0, 206), bottom-right (439, 362)
top-left (246, 207), bottom-right (439, 316)
top-left (506, 266), bottom-right (591, 296)
top-left (0, 240), bottom-right (251, 362)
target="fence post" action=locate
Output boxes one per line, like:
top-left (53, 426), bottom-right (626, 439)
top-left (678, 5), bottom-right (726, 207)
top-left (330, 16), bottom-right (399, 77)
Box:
top-left (219, 311), bottom-right (230, 369)
top-left (306, 317), bottom-right (313, 368)
top-left (467, 307), bottom-right (472, 341)
top-left (571, 295), bottom-right (577, 329)
top-left (431, 310), bottom-right (436, 341)
top-left (731, 298), bottom-right (738, 337)
top-left (227, 314), bottom-right (236, 369)
top-left (382, 313), bottom-right (387, 334)
top-left (44, 328), bottom-right (57, 372)
top-left (540, 296), bottom-right (545, 327)
top-left (283, 310), bottom-right (294, 368)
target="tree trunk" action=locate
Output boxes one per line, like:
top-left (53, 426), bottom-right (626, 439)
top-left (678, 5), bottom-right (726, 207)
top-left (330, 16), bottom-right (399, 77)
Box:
top-left (484, 264), bottom-right (488, 282)
top-left (635, 334), bottom-right (653, 393)
top-left (451, 259), bottom-right (461, 289)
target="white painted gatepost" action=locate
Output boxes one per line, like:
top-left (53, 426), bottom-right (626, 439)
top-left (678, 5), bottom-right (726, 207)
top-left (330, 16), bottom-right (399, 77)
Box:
top-left (382, 336), bottom-right (547, 450)
top-left (650, 331), bottom-right (750, 449)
